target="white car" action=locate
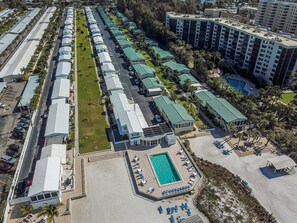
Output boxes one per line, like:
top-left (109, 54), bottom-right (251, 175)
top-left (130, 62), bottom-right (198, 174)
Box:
top-left (155, 115), bottom-right (162, 123)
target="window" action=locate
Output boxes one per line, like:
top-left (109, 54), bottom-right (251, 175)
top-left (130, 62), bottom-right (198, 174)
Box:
top-left (37, 195), bottom-right (44, 200)
top-left (30, 196), bottom-right (37, 202)
top-left (51, 192), bottom-right (58, 197)
top-left (44, 193), bottom-right (51, 199)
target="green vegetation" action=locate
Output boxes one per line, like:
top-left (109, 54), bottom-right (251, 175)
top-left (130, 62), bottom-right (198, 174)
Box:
top-left (187, 148), bottom-right (277, 223)
top-left (0, 17), bottom-right (18, 36)
top-left (281, 91), bottom-right (296, 104)
top-left (76, 11), bottom-right (110, 153)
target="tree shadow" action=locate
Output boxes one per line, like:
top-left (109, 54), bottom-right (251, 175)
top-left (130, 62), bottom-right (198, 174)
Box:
top-left (259, 167), bottom-right (289, 179)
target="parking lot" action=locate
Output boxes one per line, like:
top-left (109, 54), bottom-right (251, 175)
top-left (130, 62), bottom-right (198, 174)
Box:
top-left (92, 8), bottom-right (158, 126)
top-left (189, 134), bottom-right (297, 223)
top-left (0, 82), bottom-right (26, 115)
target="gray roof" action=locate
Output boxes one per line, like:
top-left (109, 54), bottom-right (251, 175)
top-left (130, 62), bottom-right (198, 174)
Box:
top-left (45, 102), bottom-right (70, 137)
top-left (0, 82), bottom-right (7, 93)
top-left (19, 76), bottom-right (39, 107)
top-left (51, 78), bottom-right (70, 100)
top-left (10, 8), bottom-right (40, 34)
top-left (55, 61), bottom-right (71, 78)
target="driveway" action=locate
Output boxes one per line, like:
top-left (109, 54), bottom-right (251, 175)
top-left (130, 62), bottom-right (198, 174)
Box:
top-left (189, 134), bottom-right (297, 223)
top-left (92, 8), bottom-right (157, 125)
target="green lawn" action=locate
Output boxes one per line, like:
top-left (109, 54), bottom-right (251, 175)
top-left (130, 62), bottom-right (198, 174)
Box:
top-left (281, 91), bottom-right (296, 104)
top-left (138, 49), bottom-right (177, 93)
top-left (76, 11), bottom-right (110, 153)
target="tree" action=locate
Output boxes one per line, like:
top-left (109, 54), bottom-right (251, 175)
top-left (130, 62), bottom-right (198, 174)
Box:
top-left (37, 203), bottom-right (63, 223)
top-left (20, 204), bottom-right (33, 216)
top-left (15, 95), bottom-right (23, 111)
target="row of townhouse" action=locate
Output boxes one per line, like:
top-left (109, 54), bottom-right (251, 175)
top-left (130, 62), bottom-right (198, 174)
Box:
top-left (28, 7), bottom-right (74, 210)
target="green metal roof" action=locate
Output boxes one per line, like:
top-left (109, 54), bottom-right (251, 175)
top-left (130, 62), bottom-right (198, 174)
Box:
top-left (152, 47), bottom-right (174, 60)
top-left (110, 29), bottom-right (123, 36)
top-left (154, 95), bottom-right (194, 124)
top-left (153, 95), bottom-right (173, 111)
top-left (195, 90), bottom-right (216, 107)
top-left (132, 64), bottom-right (155, 79)
top-left (115, 35), bottom-right (126, 41)
top-left (142, 77), bottom-right (164, 90)
top-left (123, 47), bottom-right (145, 62)
top-left (207, 97), bottom-right (247, 123)
top-left (162, 103), bottom-right (194, 124)
top-left (145, 39), bottom-right (158, 47)
top-left (179, 74), bottom-right (199, 85)
top-left (117, 39), bottom-right (132, 48)
top-left (163, 61), bottom-right (190, 74)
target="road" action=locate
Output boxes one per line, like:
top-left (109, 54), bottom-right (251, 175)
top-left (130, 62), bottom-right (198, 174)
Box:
top-left (16, 13), bottom-right (64, 185)
top-left (92, 8), bottom-right (157, 126)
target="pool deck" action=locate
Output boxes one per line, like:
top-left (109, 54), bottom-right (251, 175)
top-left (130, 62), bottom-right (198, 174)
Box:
top-left (225, 74), bottom-right (259, 97)
top-left (127, 143), bottom-right (200, 200)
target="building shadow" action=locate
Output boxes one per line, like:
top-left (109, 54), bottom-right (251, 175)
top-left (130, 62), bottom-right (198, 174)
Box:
top-left (259, 167), bottom-right (289, 179)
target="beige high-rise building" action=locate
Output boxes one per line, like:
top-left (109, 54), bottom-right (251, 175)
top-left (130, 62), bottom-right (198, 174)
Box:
top-left (255, 0), bottom-right (297, 35)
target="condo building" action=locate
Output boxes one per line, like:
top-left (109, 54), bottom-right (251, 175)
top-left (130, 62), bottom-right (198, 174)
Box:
top-left (166, 12), bottom-right (297, 86)
top-left (255, 0), bottom-right (297, 35)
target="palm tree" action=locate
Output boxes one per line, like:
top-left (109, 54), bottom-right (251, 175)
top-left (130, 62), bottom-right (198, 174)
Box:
top-left (20, 203), bottom-right (33, 216)
top-left (16, 96), bottom-right (23, 111)
top-left (37, 202), bottom-right (63, 223)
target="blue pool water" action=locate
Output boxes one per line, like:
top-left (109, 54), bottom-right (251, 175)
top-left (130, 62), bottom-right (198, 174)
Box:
top-left (226, 78), bottom-right (249, 95)
top-left (150, 153), bottom-right (181, 185)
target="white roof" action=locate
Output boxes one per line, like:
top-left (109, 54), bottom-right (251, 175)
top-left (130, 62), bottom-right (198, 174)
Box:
top-left (118, 110), bottom-right (143, 134)
top-left (0, 7), bottom-right (56, 80)
top-left (89, 24), bottom-right (98, 29)
top-left (61, 37), bottom-right (72, 46)
top-left (45, 103), bottom-right (70, 137)
top-left (267, 155), bottom-right (296, 170)
top-left (56, 61), bottom-right (71, 78)
top-left (93, 36), bottom-right (103, 44)
top-left (28, 157), bottom-right (61, 197)
top-left (92, 33), bottom-right (102, 37)
top-left (101, 62), bottom-right (116, 73)
top-left (40, 144), bottom-right (66, 164)
top-left (52, 98), bottom-right (66, 104)
top-left (51, 78), bottom-right (70, 100)
top-left (59, 46), bottom-right (71, 55)
top-left (0, 82), bottom-right (7, 93)
top-left (98, 52), bottom-right (112, 63)
top-left (110, 92), bottom-right (133, 119)
top-left (105, 75), bottom-right (123, 91)
top-left (58, 54), bottom-right (72, 62)
top-left (19, 75), bottom-right (39, 107)
top-left (91, 27), bottom-right (101, 34)
top-left (134, 104), bottom-right (148, 128)
top-left (63, 30), bottom-right (72, 36)
top-left (0, 33), bottom-right (18, 55)
top-left (96, 44), bottom-right (108, 52)
top-left (110, 92), bottom-right (147, 134)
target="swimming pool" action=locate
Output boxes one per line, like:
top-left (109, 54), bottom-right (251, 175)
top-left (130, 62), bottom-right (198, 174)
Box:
top-left (150, 153), bottom-right (181, 185)
top-left (226, 78), bottom-right (249, 95)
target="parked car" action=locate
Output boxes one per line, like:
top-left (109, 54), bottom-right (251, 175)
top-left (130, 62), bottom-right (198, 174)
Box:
top-left (20, 113), bottom-right (29, 118)
top-left (9, 144), bottom-right (20, 152)
top-left (0, 103), bottom-right (6, 108)
top-left (0, 161), bottom-right (13, 173)
top-left (155, 115), bottom-right (162, 123)
top-left (129, 71), bottom-right (134, 76)
top-left (0, 155), bottom-right (16, 165)
top-left (6, 149), bottom-right (19, 158)
top-left (128, 66), bottom-right (132, 71)
top-left (42, 111), bottom-right (48, 119)
top-left (135, 79), bottom-right (140, 85)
